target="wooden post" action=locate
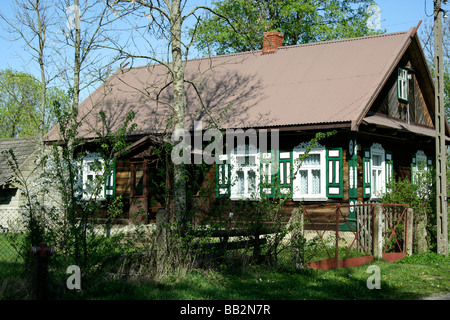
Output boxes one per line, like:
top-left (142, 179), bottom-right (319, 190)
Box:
top-left (406, 208), bottom-right (414, 255)
top-left (335, 204), bottom-right (340, 267)
top-left (373, 203), bottom-right (383, 260)
top-left (415, 208), bottom-right (428, 253)
top-left (289, 207), bottom-right (304, 269)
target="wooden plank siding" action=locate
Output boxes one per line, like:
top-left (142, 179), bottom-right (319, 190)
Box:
top-left (116, 158), bottom-right (131, 198)
top-left (106, 120), bottom-right (434, 225)
top-left (370, 57), bottom-right (434, 127)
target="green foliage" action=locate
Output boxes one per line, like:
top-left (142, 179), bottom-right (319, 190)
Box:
top-left (0, 89), bottom-right (140, 297)
top-left (0, 68), bottom-right (70, 138)
top-left (0, 69), bottom-right (40, 138)
top-left (382, 164), bottom-right (435, 212)
top-left (192, 0), bottom-right (382, 55)
top-left (381, 163), bottom-right (436, 251)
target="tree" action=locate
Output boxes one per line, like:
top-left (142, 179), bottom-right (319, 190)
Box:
top-left (0, 69), bottom-right (68, 138)
top-left (107, 0), bottom-right (229, 227)
top-left (420, 18), bottom-right (450, 118)
top-left (191, 0), bottom-right (382, 56)
top-left (0, 69), bottom-right (40, 138)
top-left (51, 0), bottom-right (125, 151)
top-left (0, 0), bottom-right (60, 145)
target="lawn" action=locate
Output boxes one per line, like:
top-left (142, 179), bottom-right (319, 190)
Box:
top-left (0, 233), bottom-right (25, 279)
top-left (2, 231), bottom-right (450, 302)
top-left (64, 252), bottom-right (450, 301)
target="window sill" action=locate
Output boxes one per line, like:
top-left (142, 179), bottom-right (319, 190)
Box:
top-left (293, 197), bottom-right (328, 202)
top-left (230, 196), bottom-right (260, 201)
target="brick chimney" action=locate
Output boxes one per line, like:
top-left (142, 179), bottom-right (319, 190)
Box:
top-left (262, 31), bottom-right (283, 54)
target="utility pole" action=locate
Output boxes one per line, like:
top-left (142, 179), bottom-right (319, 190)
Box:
top-left (434, 0), bottom-right (448, 255)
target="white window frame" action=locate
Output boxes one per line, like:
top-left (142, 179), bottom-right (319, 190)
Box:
top-left (398, 68), bottom-right (409, 102)
top-left (230, 145), bottom-right (260, 200)
top-left (292, 144), bottom-right (327, 201)
top-left (370, 143), bottom-right (385, 199)
top-left (81, 152), bottom-right (106, 200)
top-left (413, 150), bottom-right (427, 168)
top-left (412, 150), bottom-right (431, 198)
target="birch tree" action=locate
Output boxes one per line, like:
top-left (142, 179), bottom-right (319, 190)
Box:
top-left (0, 0), bottom-right (58, 146)
top-left (54, 0), bottom-right (126, 149)
top-left (107, 0), bottom-right (230, 226)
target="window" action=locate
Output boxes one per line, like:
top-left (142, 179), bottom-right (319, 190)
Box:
top-left (80, 153), bottom-right (116, 200)
top-left (292, 144), bottom-right (327, 201)
top-left (371, 152), bottom-right (384, 197)
top-left (411, 150), bottom-right (432, 195)
top-left (81, 153), bottom-right (105, 199)
top-left (230, 145), bottom-right (260, 200)
top-left (363, 143), bottom-right (391, 199)
top-left (398, 68), bottom-right (409, 102)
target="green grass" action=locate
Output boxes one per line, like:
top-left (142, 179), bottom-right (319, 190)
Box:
top-left (0, 233), bottom-right (25, 280)
top-left (63, 252), bottom-right (450, 300)
top-left (3, 231), bottom-right (450, 300)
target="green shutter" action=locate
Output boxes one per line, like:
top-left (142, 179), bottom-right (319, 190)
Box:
top-left (277, 151), bottom-right (292, 198)
top-left (344, 138), bottom-right (358, 231)
top-left (385, 151), bottom-right (393, 189)
top-left (216, 154), bottom-right (230, 198)
top-left (348, 139), bottom-right (358, 199)
top-left (326, 148), bottom-right (343, 198)
top-left (104, 159), bottom-right (116, 198)
top-left (363, 148), bottom-right (371, 198)
top-left (260, 151), bottom-right (276, 198)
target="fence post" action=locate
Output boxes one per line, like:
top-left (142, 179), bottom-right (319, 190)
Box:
top-left (406, 208), bottom-right (414, 255)
top-left (415, 208), bottom-right (428, 253)
top-left (335, 204), bottom-right (340, 267)
top-left (289, 207), bottom-right (303, 269)
top-left (373, 203), bottom-right (383, 260)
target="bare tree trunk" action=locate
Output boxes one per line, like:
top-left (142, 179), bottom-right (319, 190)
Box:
top-left (68, 0), bottom-right (81, 152)
top-left (35, 1), bottom-right (47, 148)
top-left (170, 0), bottom-right (187, 226)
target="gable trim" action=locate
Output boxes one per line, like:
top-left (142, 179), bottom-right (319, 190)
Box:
top-left (354, 25), bottom-right (418, 131)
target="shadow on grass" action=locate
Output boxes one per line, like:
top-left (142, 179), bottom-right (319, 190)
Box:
top-left (74, 263), bottom-right (423, 300)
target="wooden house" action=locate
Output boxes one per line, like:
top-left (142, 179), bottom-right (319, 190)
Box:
top-left (44, 24), bottom-right (450, 225)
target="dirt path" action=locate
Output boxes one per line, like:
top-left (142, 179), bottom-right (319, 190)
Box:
top-left (421, 292), bottom-right (450, 300)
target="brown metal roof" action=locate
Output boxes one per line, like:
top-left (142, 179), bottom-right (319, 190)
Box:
top-left (45, 28), bottom-right (422, 142)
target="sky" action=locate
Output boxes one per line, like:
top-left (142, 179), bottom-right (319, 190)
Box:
top-left (0, 0), bottom-right (444, 90)
top-left (375, 0), bottom-right (435, 32)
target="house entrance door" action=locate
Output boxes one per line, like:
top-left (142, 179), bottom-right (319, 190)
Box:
top-left (130, 161), bottom-right (149, 222)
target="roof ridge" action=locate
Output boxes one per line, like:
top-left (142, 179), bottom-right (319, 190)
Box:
top-left (0, 137), bottom-right (37, 142)
top-left (278, 29), bottom-right (413, 52)
top-left (119, 29), bottom-right (414, 71)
